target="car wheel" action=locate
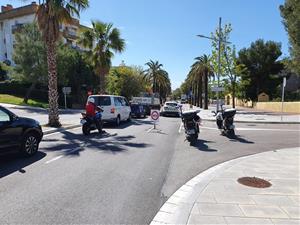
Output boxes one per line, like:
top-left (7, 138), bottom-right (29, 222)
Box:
top-left (116, 115), bottom-right (120, 126)
top-left (21, 133), bottom-right (39, 156)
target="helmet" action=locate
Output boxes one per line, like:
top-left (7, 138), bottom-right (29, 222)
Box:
top-left (88, 98), bottom-right (95, 104)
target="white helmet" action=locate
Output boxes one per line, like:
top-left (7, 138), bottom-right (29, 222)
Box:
top-left (88, 98), bottom-right (95, 104)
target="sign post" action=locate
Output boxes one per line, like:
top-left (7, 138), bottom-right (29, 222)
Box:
top-left (150, 109), bottom-right (160, 130)
top-left (62, 87), bottom-right (71, 109)
top-left (281, 77), bottom-right (286, 122)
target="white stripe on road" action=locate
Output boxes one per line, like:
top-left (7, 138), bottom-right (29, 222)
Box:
top-left (45, 155), bottom-right (63, 164)
top-left (178, 123), bottom-right (183, 133)
top-left (44, 144), bottom-right (87, 164)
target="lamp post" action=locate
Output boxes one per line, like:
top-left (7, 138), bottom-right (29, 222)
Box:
top-left (197, 17), bottom-right (231, 111)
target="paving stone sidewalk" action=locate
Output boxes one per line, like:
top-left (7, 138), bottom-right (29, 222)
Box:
top-left (151, 147), bottom-right (300, 225)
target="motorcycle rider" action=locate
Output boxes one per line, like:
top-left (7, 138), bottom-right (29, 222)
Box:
top-left (86, 98), bottom-right (102, 133)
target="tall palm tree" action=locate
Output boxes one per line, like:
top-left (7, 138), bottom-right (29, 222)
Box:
top-left (188, 62), bottom-right (203, 108)
top-left (36, 0), bottom-right (89, 127)
top-left (78, 20), bottom-right (125, 93)
top-left (190, 55), bottom-right (214, 109)
top-left (144, 60), bottom-right (171, 103)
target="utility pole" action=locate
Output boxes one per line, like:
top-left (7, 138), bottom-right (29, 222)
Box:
top-left (217, 17), bottom-right (222, 111)
top-left (197, 17), bottom-right (230, 112)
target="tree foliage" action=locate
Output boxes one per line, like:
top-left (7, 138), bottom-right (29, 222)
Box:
top-left (280, 0), bottom-right (300, 75)
top-left (238, 39), bottom-right (284, 101)
top-left (106, 66), bottom-right (148, 99)
top-left (144, 60), bottom-right (171, 102)
top-left (13, 23), bottom-right (47, 85)
top-left (78, 20), bottom-right (126, 92)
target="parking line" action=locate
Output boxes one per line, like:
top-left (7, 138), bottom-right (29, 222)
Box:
top-left (45, 155), bottom-right (63, 164)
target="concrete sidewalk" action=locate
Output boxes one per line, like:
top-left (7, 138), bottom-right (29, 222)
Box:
top-left (191, 105), bottom-right (300, 124)
top-left (0, 103), bottom-right (82, 134)
top-left (151, 147), bottom-right (300, 225)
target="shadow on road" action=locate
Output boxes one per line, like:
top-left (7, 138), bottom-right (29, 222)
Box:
top-left (42, 130), bottom-right (152, 157)
top-left (0, 151), bottom-right (46, 179)
top-left (103, 119), bottom-right (153, 130)
top-left (191, 140), bottom-right (218, 152)
top-left (228, 135), bottom-right (254, 144)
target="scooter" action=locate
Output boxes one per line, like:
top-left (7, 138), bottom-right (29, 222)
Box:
top-left (212, 105), bottom-right (236, 136)
top-left (181, 107), bottom-right (201, 144)
top-left (81, 107), bottom-right (103, 135)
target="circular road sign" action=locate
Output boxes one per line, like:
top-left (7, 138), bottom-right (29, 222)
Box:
top-left (151, 110), bottom-right (160, 121)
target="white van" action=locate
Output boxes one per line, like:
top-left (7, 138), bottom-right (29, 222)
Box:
top-left (87, 95), bottom-right (131, 126)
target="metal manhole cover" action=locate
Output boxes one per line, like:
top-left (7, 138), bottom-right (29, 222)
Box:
top-left (237, 177), bottom-right (272, 188)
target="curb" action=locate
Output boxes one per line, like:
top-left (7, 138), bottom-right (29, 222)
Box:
top-left (201, 118), bottom-right (300, 124)
top-left (150, 147), bottom-right (299, 225)
top-left (43, 124), bottom-right (81, 135)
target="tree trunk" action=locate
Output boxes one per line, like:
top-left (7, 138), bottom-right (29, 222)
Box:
top-left (23, 81), bottom-right (37, 104)
top-left (195, 82), bottom-right (199, 107)
top-left (46, 40), bottom-right (61, 127)
top-left (232, 81), bottom-right (236, 108)
top-left (199, 76), bottom-right (203, 108)
top-left (192, 84), bottom-right (196, 106)
top-left (204, 73), bottom-right (208, 109)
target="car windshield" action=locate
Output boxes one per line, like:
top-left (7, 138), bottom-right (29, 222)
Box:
top-left (98, 96), bottom-right (111, 106)
top-left (166, 103), bottom-right (177, 107)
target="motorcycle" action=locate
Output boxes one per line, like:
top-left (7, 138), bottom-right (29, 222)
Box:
top-left (212, 105), bottom-right (236, 136)
top-left (81, 107), bottom-right (103, 135)
top-left (181, 108), bottom-right (201, 144)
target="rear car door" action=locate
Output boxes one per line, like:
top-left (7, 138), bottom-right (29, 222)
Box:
top-left (96, 96), bottom-right (113, 121)
top-left (120, 97), bottom-right (131, 120)
top-left (113, 97), bottom-right (123, 120)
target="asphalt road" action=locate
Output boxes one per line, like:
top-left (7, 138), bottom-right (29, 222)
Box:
top-left (0, 117), bottom-right (299, 224)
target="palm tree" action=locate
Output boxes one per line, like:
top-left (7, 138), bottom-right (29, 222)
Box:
top-left (144, 60), bottom-right (171, 103)
top-left (36, 0), bottom-right (89, 127)
top-left (190, 55), bottom-right (214, 109)
top-left (188, 62), bottom-right (203, 108)
top-left (78, 20), bottom-right (125, 93)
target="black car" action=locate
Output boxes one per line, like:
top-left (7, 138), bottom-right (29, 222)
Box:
top-left (130, 104), bottom-right (146, 118)
top-left (0, 106), bottom-right (43, 156)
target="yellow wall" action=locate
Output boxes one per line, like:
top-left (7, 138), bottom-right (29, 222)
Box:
top-left (254, 102), bottom-right (300, 114)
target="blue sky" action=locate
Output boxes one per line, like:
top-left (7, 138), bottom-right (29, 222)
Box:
top-left (7, 0), bottom-right (289, 89)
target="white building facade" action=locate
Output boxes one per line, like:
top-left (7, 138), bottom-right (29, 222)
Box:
top-left (0, 2), bottom-right (88, 65)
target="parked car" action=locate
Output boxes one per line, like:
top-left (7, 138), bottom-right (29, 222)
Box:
top-left (87, 95), bottom-right (131, 126)
top-left (160, 101), bottom-right (181, 117)
top-left (0, 105), bottom-right (43, 156)
top-left (130, 104), bottom-right (146, 118)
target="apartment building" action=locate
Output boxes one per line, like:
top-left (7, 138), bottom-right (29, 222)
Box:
top-left (0, 2), bottom-right (88, 65)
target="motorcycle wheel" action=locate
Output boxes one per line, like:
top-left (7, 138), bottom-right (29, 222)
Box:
top-left (227, 129), bottom-right (235, 137)
top-left (82, 123), bottom-right (91, 135)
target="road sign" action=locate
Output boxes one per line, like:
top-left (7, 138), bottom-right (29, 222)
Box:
top-left (62, 87), bottom-right (71, 94)
top-left (211, 86), bottom-right (225, 92)
top-left (150, 109), bottom-right (160, 122)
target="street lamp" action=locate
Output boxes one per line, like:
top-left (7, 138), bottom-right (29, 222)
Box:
top-left (197, 17), bottom-right (231, 111)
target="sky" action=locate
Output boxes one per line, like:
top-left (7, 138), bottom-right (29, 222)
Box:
top-left (6, 0), bottom-right (289, 89)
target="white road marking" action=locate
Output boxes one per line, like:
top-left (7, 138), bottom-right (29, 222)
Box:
top-left (45, 155), bottom-right (63, 164)
top-left (178, 123), bottom-right (183, 133)
top-left (44, 144), bottom-right (87, 164)
top-left (147, 127), bottom-right (155, 133)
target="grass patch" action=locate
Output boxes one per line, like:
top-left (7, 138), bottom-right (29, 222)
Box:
top-left (0, 94), bottom-right (49, 108)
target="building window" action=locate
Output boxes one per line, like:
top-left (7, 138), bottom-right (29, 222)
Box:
top-left (4, 53), bottom-right (7, 58)
top-left (0, 22), bottom-right (3, 30)
top-left (3, 38), bottom-right (5, 44)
